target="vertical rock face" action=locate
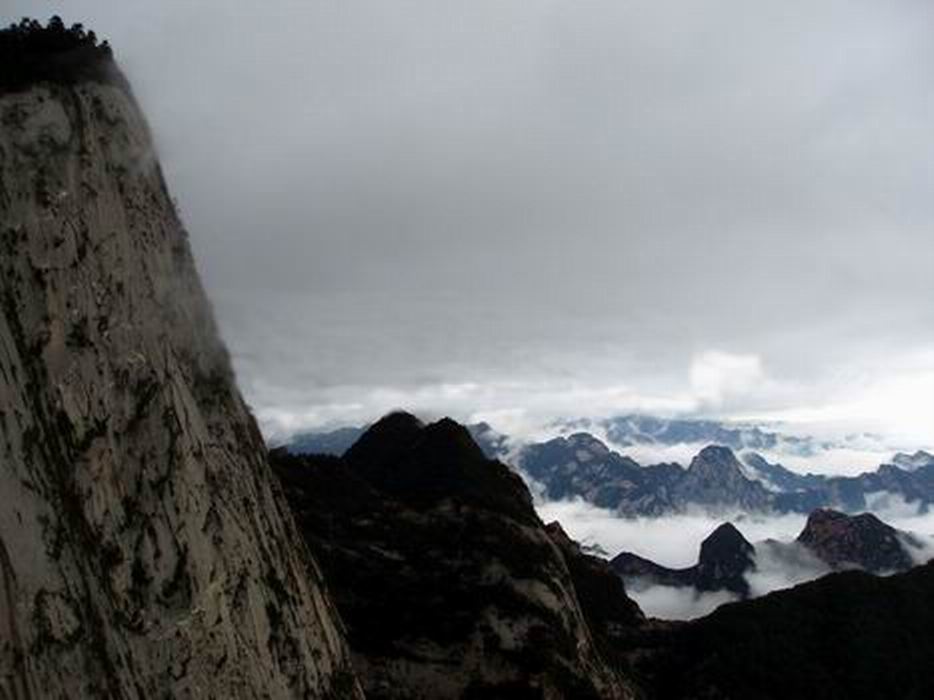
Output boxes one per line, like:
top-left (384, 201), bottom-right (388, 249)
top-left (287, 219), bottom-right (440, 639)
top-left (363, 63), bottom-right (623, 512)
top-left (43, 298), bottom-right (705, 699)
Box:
top-left (0, 24), bottom-right (360, 699)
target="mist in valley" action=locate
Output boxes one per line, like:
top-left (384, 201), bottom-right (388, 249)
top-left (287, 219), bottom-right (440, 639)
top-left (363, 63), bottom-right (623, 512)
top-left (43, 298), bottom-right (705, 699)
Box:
top-left (538, 497), bottom-right (934, 619)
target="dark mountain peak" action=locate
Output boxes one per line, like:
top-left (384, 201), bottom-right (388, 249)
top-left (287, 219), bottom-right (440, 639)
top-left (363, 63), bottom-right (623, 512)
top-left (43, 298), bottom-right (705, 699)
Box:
top-left (406, 418), bottom-right (494, 476)
top-left (799, 508), bottom-right (891, 540)
top-left (695, 522), bottom-right (756, 596)
top-left (420, 416), bottom-right (487, 460)
top-left (272, 438), bottom-right (636, 697)
top-left (344, 410), bottom-right (424, 467)
top-left (699, 523), bottom-right (753, 562)
top-left (612, 521), bottom-right (756, 597)
top-left (372, 409), bottom-right (424, 432)
top-left (691, 445), bottom-right (741, 472)
top-left (346, 413), bottom-right (537, 523)
top-left (797, 508), bottom-right (915, 573)
top-left (673, 445), bottom-right (772, 512)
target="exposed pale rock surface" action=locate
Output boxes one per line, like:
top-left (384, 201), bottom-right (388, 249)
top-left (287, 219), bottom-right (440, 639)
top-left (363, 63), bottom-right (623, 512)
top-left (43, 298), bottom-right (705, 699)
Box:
top-left (0, 68), bottom-right (361, 698)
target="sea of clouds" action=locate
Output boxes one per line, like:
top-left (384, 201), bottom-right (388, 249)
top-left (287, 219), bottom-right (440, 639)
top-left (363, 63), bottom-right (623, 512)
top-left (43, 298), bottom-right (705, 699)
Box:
top-left (537, 496), bottom-right (934, 620)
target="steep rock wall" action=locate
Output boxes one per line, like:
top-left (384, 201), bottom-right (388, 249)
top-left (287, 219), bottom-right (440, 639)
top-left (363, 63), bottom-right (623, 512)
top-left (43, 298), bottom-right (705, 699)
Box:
top-left (0, 69), bottom-right (361, 697)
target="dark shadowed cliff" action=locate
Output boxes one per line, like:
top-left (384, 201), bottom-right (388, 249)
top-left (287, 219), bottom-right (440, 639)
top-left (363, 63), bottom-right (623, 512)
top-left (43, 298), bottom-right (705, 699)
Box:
top-left (621, 561), bottom-right (934, 700)
top-left (271, 413), bottom-right (641, 699)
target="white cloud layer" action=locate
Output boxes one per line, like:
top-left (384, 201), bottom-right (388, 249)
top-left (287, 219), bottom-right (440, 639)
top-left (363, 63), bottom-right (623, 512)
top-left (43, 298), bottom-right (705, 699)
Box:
top-left (538, 496), bottom-right (934, 620)
top-left (628, 586), bottom-right (738, 621)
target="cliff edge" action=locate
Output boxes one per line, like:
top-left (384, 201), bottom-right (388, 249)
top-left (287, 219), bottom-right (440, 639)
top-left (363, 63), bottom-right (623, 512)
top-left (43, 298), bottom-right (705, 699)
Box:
top-left (0, 19), bottom-right (361, 699)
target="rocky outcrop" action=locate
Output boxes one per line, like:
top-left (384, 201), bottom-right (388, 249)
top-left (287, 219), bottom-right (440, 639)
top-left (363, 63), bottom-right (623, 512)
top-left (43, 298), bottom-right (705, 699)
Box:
top-left (272, 413), bottom-right (640, 699)
top-left (544, 522), bottom-right (644, 646)
top-left (612, 523), bottom-right (756, 597)
top-left (693, 523), bottom-right (756, 595)
top-left (0, 20), bottom-right (360, 698)
top-left (796, 509), bottom-right (918, 573)
top-left (672, 446), bottom-right (772, 513)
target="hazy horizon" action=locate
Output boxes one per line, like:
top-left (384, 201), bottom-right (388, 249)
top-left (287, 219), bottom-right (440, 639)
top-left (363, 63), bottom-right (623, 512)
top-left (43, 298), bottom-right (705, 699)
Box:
top-left (9, 2), bottom-right (933, 458)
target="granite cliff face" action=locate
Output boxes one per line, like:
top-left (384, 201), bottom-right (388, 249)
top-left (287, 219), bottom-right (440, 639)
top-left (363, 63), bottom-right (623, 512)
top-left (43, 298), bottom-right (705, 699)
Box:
top-left (0, 21), bottom-right (360, 698)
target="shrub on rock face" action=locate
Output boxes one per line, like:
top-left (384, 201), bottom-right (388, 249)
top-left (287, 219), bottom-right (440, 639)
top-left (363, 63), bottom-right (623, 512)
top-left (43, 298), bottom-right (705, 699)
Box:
top-left (0, 17), bottom-right (118, 94)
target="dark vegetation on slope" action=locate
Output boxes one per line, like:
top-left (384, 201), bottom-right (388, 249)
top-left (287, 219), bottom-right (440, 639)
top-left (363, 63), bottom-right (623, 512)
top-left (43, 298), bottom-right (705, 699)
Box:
top-left (0, 16), bottom-right (124, 95)
top-left (620, 561), bottom-right (934, 700)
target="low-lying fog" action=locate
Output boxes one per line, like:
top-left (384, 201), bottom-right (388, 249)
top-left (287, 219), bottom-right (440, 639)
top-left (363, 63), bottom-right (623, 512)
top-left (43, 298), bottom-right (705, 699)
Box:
top-left (538, 498), bottom-right (934, 620)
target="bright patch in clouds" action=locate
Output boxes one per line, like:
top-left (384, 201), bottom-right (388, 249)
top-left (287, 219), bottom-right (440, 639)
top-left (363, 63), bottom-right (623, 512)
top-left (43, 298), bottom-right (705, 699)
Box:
top-left (253, 345), bottom-right (934, 474)
top-left (690, 351), bottom-right (765, 408)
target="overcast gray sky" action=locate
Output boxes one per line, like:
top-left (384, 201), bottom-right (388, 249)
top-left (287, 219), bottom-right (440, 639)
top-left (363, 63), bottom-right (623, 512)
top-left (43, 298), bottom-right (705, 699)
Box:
top-left (9, 2), bottom-right (934, 446)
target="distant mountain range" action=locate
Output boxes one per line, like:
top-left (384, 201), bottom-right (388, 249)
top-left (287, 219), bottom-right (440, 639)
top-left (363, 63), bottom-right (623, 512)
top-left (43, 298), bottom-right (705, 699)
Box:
top-left (282, 413), bottom-right (842, 459)
top-left (613, 509), bottom-right (922, 599)
top-left (560, 414), bottom-right (829, 455)
top-left (519, 432), bottom-right (934, 516)
top-left (282, 416), bottom-right (933, 517)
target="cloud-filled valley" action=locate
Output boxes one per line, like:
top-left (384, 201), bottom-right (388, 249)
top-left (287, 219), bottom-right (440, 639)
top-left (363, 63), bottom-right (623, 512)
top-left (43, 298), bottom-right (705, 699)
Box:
top-left (537, 496), bottom-right (934, 619)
